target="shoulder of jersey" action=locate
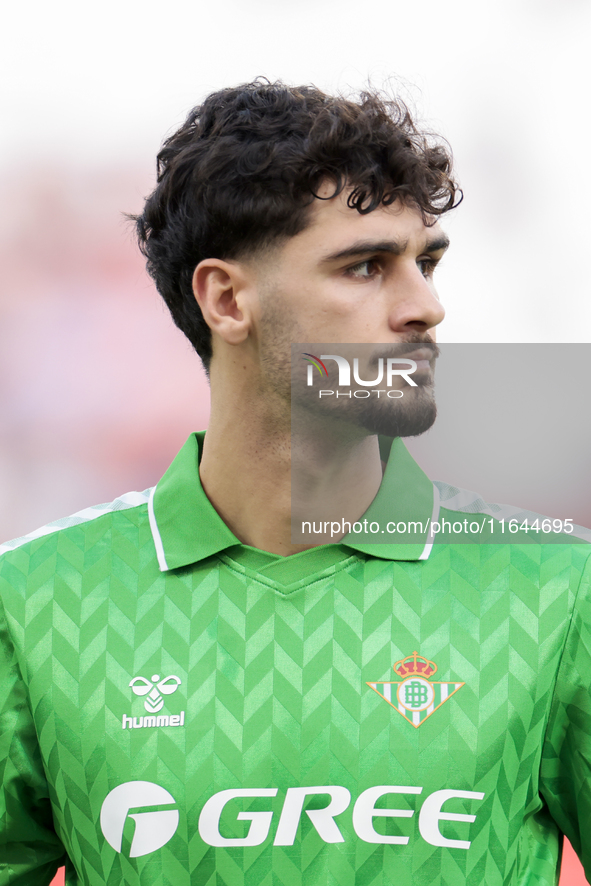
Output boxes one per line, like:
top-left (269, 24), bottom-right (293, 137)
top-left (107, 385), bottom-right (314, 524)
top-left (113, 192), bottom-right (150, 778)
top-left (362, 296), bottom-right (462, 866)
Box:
top-left (0, 488), bottom-right (154, 561)
top-left (1, 479), bottom-right (590, 562)
top-left (434, 479), bottom-right (591, 544)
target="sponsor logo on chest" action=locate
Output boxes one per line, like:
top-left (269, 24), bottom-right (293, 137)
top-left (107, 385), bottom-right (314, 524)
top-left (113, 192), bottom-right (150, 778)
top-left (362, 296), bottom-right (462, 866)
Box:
top-left (99, 780), bottom-right (484, 858)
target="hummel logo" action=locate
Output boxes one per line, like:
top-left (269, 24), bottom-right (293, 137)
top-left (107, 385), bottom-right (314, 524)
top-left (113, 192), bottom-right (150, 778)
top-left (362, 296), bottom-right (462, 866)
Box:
top-left (129, 674), bottom-right (181, 713)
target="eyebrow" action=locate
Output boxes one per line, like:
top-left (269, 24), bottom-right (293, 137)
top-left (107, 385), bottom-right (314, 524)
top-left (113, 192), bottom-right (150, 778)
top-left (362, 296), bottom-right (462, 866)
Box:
top-left (320, 234), bottom-right (450, 263)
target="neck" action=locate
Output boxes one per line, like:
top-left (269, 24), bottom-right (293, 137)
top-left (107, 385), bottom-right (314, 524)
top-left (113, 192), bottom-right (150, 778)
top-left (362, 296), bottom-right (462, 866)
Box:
top-left (199, 373), bottom-right (383, 556)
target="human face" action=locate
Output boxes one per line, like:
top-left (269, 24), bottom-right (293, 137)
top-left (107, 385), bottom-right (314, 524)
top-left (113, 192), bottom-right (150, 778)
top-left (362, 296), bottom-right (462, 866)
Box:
top-left (254, 190), bottom-right (448, 437)
top-left (256, 188), bottom-right (447, 347)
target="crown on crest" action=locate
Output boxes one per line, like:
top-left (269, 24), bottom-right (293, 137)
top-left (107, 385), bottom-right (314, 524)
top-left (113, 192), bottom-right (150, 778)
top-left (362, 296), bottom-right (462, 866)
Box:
top-left (393, 651), bottom-right (437, 679)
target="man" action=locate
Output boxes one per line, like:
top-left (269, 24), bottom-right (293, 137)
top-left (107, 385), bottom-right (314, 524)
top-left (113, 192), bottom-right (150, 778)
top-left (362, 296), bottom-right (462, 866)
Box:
top-left (1, 81), bottom-right (590, 886)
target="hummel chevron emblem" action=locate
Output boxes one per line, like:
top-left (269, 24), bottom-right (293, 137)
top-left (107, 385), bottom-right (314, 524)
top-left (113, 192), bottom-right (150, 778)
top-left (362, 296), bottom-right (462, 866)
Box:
top-left (367, 651), bottom-right (464, 728)
top-left (129, 674), bottom-right (181, 713)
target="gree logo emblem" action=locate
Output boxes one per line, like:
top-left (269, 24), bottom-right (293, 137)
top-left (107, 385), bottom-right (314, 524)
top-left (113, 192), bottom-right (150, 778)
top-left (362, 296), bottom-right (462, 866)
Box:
top-left (100, 781), bottom-right (179, 858)
top-left (129, 674), bottom-right (181, 713)
top-left (101, 781), bottom-right (484, 854)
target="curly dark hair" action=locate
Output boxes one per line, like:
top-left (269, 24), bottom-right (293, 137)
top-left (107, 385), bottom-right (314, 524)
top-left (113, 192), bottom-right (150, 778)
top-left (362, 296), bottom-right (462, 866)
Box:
top-left (133, 79), bottom-right (461, 368)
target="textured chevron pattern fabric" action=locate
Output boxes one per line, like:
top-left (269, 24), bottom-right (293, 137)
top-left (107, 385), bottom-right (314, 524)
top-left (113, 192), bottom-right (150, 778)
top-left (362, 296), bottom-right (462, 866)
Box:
top-left (1, 435), bottom-right (591, 886)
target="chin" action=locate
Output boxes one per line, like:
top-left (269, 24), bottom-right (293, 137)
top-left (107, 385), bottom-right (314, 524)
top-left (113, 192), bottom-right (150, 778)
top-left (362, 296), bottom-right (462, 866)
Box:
top-left (352, 389), bottom-right (437, 438)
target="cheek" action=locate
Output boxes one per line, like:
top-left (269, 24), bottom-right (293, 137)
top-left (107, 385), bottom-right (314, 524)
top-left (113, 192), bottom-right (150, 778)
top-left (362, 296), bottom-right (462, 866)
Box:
top-left (288, 279), bottom-right (380, 338)
top-left (311, 283), bottom-right (365, 318)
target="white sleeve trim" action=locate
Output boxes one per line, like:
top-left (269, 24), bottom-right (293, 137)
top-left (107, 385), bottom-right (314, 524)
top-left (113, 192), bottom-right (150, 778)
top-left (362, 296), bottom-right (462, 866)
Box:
top-left (0, 489), bottom-right (153, 557)
top-left (434, 481), bottom-right (591, 544)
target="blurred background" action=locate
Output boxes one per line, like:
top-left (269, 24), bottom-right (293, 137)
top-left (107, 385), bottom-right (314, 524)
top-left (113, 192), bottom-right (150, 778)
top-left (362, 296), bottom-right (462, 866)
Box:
top-left (2, 0), bottom-right (590, 547)
top-left (1, 0), bottom-right (589, 882)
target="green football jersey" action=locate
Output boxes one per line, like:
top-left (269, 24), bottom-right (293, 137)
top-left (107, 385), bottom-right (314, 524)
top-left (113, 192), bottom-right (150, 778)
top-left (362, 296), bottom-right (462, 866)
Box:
top-left (1, 432), bottom-right (591, 886)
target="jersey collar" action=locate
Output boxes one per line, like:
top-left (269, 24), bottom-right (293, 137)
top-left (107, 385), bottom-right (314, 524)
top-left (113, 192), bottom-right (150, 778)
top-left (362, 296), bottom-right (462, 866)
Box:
top-left (149, 432), bottom-right (438, 571)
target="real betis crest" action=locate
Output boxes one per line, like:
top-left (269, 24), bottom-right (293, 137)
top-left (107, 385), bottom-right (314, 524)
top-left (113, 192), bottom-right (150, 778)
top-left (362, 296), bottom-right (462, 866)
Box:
top-left (367, 651), bottom-right (464, 728)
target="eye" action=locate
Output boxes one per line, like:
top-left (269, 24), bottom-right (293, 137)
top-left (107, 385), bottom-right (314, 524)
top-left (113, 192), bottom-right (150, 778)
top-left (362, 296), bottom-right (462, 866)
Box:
top-left (346, 258), bottom-right (381, 279)
top-left (417, 257), bottom-right (439, 278)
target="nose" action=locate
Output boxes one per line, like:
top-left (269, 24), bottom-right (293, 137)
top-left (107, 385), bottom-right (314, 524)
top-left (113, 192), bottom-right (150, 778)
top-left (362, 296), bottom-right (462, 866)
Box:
top-left (387, 265), bottom-right (445, 336)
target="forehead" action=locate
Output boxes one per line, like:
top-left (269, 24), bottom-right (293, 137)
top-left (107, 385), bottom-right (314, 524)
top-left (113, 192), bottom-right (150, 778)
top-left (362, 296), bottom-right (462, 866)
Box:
top-left (283, 189), bottom-right (443, 262)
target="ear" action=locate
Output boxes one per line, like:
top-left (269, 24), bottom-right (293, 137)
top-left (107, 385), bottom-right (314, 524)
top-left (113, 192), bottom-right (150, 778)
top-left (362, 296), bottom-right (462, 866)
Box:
top-left (192, 258), bottom-right (253, 347)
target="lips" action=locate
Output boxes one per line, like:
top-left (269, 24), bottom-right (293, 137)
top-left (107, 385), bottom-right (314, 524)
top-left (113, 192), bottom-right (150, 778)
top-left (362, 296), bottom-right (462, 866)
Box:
top-left (382, 346), bottom-right (439, 373)
top-left (393, 347), bottom-right (436, 364)
top-left (362, 343), bottom-right (439, 377)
